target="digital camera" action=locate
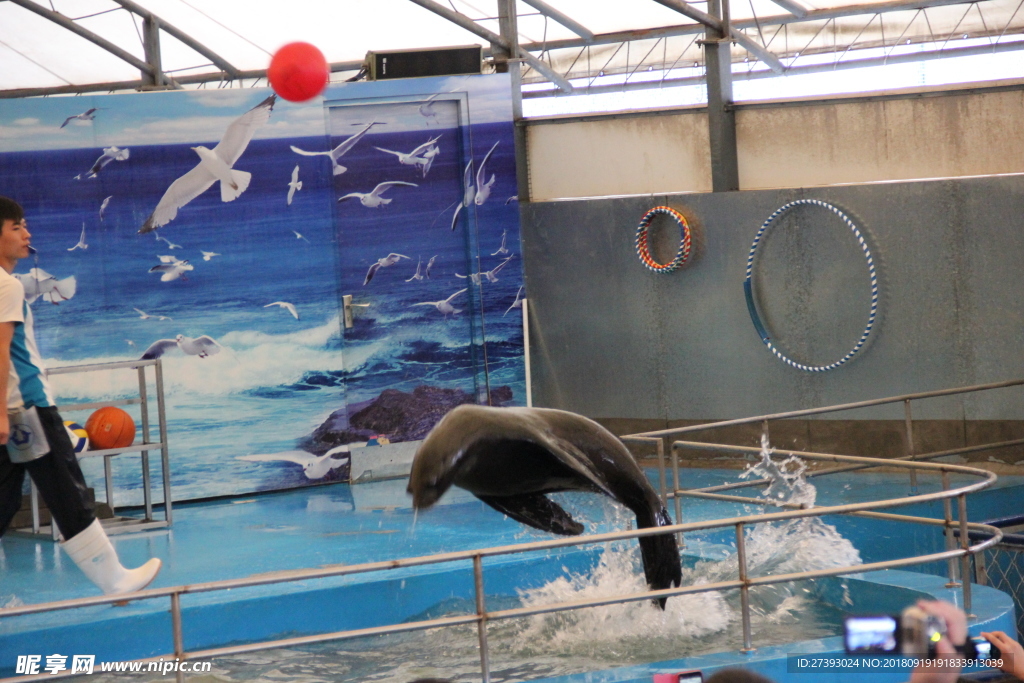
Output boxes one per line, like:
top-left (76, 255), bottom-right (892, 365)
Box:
top-left (843, 605), bottom-right (980, 658)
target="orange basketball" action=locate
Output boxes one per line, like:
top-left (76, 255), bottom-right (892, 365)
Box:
top-left (85, 407), bottom-right (136, 450)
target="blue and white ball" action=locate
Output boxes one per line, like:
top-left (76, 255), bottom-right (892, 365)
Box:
top-left (64, 421), bottom-right (89, 454)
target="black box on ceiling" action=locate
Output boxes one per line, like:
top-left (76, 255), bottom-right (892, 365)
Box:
top-left (366, 45), bottom-right (483, 80)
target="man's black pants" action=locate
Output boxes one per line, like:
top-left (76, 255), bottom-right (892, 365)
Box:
top-left (0, 406), bottom-right (96, 538)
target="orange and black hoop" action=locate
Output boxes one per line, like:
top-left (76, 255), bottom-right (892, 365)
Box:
top-left (635, 206), bottom-right (692, 273)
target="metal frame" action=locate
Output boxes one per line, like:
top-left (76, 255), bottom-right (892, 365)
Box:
top-left (623, 377), bottom-right (1024, 582)
top-left (10, 358), bottom-right (172, 540)
top-left (1, 379), bottom-right (1017, 683)
top-left (1, 0), bottom-right (1019, 99)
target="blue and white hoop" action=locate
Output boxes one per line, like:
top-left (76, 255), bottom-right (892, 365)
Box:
top-left (744, 199), bottom-right (879, 372)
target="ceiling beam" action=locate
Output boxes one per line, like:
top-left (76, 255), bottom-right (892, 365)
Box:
top-left (521, 0), bottom-right (991, 53)
top-left (728, 30), bottom-right (786, 73)
top-left (652, 0), bottom-right (785, 72)
top-left (7, 0), bottom-right (157, 78)
top-left (519, 50), bottom-right (574, 92)
top-left (768, 0), bottom-right (809, 18)
top-left (519, 0), bottom-right (595, 42)
top-left (111, 0), bottom-right (242, 79)
top-left (404, 0), bottom-right (573, 92)
top-left (0, 59), bottom-right (358, 99)
top-left (140, 13), bottom-right (167, 87)
top-left (649, 0), bottom-right (724, 31)
top-left (521, 38), bottom-right (1024, 99)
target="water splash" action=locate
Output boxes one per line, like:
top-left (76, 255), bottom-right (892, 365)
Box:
top-left (510, 434), bottom-right (860, 656)
top-left (723, 431), bottom-right (862, 616)
top-left (513, 518), bottom-right (733, 660)
top-left (739, 432), bottom-right (816, 506)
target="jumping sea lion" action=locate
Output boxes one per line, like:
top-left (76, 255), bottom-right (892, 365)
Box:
top-left (407, 404), bottom-right (683, 608)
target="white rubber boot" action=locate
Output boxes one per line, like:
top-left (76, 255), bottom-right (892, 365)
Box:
top-left (61, 519), bottom-right (162, 594)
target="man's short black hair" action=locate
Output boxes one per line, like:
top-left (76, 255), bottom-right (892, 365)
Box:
top-left (0, 196), bottom-right (24, 228)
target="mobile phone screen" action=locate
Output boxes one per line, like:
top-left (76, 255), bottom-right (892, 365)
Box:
top-left (844, 615), bottom-right (899, 654)
top-left (678, 674), bottom-right (703, 683)
top-left (972, 637), bottom-right (1001, 661)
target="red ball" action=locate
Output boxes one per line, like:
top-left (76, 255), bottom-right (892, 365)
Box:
top-left (268, 42), bottom-right (329, 102)
top-left (85, 406), bottom-right (136, 450)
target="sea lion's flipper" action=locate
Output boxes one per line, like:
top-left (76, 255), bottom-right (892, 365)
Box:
top-left (478, 494), bottom-right (584, 536)
top-left (635, 506), bottom-right (683, 610)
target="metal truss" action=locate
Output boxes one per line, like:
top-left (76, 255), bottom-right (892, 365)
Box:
top-left (2, 0), bottom-right (1022, 99)
top-left (3, 0), bottom-right (245, 90)
top-left (515, 0), bottom-right (1024, 93)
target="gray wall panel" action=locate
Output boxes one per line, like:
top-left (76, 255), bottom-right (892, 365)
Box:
top-left (521, 174), bottom-right (1024, 421)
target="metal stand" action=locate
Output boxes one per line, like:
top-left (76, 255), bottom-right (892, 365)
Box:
top-left (11, 359), bottom-right (172, 540)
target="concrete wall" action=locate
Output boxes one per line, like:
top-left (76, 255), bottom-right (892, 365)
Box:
top-left (525, 81), bottom-right (1024, 200)
top-left (520, 175), bottom-right (1024, 428)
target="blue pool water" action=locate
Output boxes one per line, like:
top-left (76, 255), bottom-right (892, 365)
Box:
top-left (0, 468), bottom-right (1020, 682)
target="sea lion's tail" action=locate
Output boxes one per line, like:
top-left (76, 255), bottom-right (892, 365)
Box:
top-left (637, 506), bottom-right (683, 610)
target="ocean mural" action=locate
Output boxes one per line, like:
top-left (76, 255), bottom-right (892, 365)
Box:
top-left (0, 74), bottom-right (525, 504)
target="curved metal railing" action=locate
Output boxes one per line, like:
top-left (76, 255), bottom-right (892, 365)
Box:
top-left (2, 379), bottom-right (1021, 683)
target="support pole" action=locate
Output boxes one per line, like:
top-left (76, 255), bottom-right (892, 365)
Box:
top-left (113, 0), bottom-right (241, 79)
top-left (958, 494), bottom-right (973, 616)
top-left (904, 399), bottom-right (919, 494)
top-left (736, 523), bottom-right (754, 652)
top-left (405, 0), bottom-right (571, 93)
top-left (704, 0), bottom-right (740, 192)
top-left (171, 592), bottom-right (185, 683)
top-left (498, 0), bottom-right (532, 202)
top-left (473, 555), bottom-right (491, 683)
top-left (7, 0), bottom-right (157, 78)
top-left (141, 14), bottom-right (166, 89)
top-left (942, 471), bottom-right (960, 587)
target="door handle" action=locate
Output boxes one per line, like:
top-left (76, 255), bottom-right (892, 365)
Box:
top-left (342, 294), bottom-right (370, 329)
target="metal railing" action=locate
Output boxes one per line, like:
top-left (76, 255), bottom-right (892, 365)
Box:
top-left (623, 377), bottom-right (1024, 550)
top-left (2, 379), bottom-right (1020, 683)
top-left (13, 359), bottom-right (172, 539)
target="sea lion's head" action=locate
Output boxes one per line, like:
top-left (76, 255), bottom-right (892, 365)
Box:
top-left (407, 404), bottom-right (538, 508)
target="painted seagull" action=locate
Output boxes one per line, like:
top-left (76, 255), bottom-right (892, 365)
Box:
top-left (14, 269), bottom-right (76, 305)
top-left (455, 254), bottom-right (514, 285)
top-left (405, 257), bottom-right (426, 282)
top-left (491, 228), bottom-right (509, 256)
top-left (364, 253), bottom-right (410, 285)
top-left (264, 301), bottom-right (299, 319)
top-left (290, 121), bottom-right (376, 176)
top-left (148, 256), bottom-right (193, 282)
top-left (99, 196), bottom-right (112, 221)
top-left (425, 255), bottom-right (437, 279)
top-left (60, 108), bottom-right (100, 128)
top-left (293, 230), bottom-right (310, 243)
top-left (74, 146), bottom-right (129, 180)
top-left (67, 223), bottom-right (88, 251)
top-left (375, 135), bottom-right (441, 177)
top-left (154, 232), bottom-right (182, 249)
top-left (473, 141), bottom-right (499, 206)
top-left (287, 165), bottom-right (302, 205)
top-left (140, 95), bottom-right (276, 233)
top-left (134, 308), bottom-right (172, 321)
top-left (504, 286), bottom-right (524, 316)
top-left (237, 444), bottom-right (354, 480)
top-left (338, 181), bottom-right (417, 208)
top-left (201, 251), bottom-right (221, 261)
top-left (448, 141), bottom-right (499, 231)
top-left (412, 288), bottom-right (467, 318)
top-left (419, 92), bottom-right (441, 123)
top-left (140, 334), bottom-right (222, 360)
